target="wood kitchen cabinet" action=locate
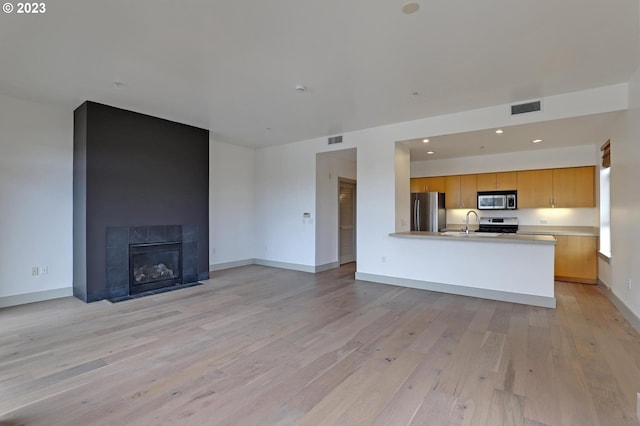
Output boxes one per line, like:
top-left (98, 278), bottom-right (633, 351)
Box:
top-left (425, 176), bottom-right (446, 193)
top-left (414, 166), bottom-right (594, 209)
top-left (476, 172), bottom-right (518, 191)
top-left (410, 176), bottom-right (446, 193)
top-left (410, 177), bottom-right (427, 192)
top-left (445, 174), bottom-right (477, 209)
top-left (554, 235), bottom-right (598, 284)
top-left (517, 166), bottom-right (595, 208)
top-left (552, 166), bottom-right (595, 208)
top-left (516, 169), bottom-right (553, 208)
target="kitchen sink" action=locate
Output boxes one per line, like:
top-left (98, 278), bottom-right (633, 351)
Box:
top-left (440, 231), bottom-right (502, 237)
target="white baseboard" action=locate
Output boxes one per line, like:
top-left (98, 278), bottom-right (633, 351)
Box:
top-left (314, 261), bottom-right (340, 272)
top-left (0, 287), bottom-right (73, 308)
top-left (254, 259), bottom-right (316, 273)
top-left (598, 280), bottom-right (640, 334)
top-left (355, 272), bottom-right (556, 308)
top-left (211, 259), bottom-right (340, 274)
top-left (210, 259), bottom-right (256, 272)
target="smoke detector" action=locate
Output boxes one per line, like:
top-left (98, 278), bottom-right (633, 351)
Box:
top-left (295, 84), bottom-right (306, 92)
top-left (401, 2), bottom-right (420, 14)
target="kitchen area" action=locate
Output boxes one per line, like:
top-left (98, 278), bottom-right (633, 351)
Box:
top-left (377, 117), bottom-right (608, 309)
top-left (402, 165), bottom-right (599, 285)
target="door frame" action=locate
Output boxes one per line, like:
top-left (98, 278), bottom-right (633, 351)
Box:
top-left (338, 177), bottom-right (357, 265)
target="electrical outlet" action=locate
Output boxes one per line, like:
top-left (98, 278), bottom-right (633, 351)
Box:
top-left (636, 392), bottom-right (639, 420)
top-left (41, 266), bottom-right (48, 275)
top-left (31, 266), bottom-right (39, 276)
top-left (628, 279), bottom-right (632, 290)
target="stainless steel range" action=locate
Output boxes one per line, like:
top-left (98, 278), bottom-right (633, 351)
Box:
top-left (477, 217), bottom-right (519, 234)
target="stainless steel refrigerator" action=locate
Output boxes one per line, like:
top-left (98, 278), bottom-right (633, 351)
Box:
top-left (411, 192), bottom-right (446, 231)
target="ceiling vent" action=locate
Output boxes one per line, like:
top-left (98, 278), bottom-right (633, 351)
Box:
top-left (511, 100), bottom-right (541, 115)
top-left (328, 135), bottom-right (343, 145)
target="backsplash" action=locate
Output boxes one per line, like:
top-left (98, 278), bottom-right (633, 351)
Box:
top-left (447, 208), bottom-right (597, 227)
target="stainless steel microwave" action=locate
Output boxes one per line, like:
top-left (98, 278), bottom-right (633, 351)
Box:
top-left (477, 191), bottom-right (517, 210)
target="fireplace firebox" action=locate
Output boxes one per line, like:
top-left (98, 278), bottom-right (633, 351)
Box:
top-left (129, 242), bottom-right (182, 294)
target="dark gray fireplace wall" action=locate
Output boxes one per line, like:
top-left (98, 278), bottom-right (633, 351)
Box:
top-left (73, 101), bottom-right (209, 302)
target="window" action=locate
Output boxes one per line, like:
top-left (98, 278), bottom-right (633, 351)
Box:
top-left (599, 140), bottom-right (611, 257)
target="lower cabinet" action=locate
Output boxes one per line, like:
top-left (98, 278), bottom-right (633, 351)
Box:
top-left (554, 235), bottom-right (598, 284)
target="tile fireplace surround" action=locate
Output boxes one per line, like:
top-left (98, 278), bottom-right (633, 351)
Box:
top-left (105, 224), bottom-right (204, 301)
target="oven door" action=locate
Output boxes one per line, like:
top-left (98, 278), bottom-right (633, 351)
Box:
top-left (477, 194), bottom-right (506, 210)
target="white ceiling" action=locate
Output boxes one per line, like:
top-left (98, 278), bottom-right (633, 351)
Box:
top-left (0, 1), bottom-right (638, 149)
top-left (404, 111), bottom-right (623, 161)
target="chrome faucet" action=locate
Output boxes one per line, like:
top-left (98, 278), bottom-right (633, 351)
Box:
top-left (465, 210), bottom-right (479, 234)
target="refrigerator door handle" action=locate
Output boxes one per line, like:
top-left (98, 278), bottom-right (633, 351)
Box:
top-left (416, 199), bottom-right (421, 231)
top-left (413, 198), bottom-right (416, 230)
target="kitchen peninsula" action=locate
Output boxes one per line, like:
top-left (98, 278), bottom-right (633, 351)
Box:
top-left (367, 231), bottom-right (557, 308)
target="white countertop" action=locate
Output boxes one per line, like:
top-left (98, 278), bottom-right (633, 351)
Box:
top-left (390, 231), bottom-right (556, 245)
top-left (517, 225), bottom-right (599, 237)
top-left (445, 224), bottom-right (599, 237)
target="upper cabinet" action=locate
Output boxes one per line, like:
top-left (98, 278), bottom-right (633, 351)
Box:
top-left (516, 169), bottom-right (554, 208)
top-left (552, 166), bottom-right (595, 208)
top-left (476, 172), bottom-right (517, 191)
top-left (517, 166), bottom-right (595, 208)
top-left (445, 175), bottom-right (477, 209)
top-left (413, 166), bottom-right (594, 209)
top-left (410, 177), bottom-right (427, 193)
top-left (425, 176), bottom-right (446, 193)
top-left (410, 176), bottom-right (445, 193)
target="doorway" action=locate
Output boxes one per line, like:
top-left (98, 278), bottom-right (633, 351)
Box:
top-left (339, 178), bottom-right (356, 265)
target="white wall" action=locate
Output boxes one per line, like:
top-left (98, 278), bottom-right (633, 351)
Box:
top-left (254, 141), bottom-right (321, 267)
top-left (609, 68), bottom-right (640, 319)
top-left (395, 143), bottom-right (411, 232)
top-left (0, 94), bottom-right (73, 301)
top-left (209, 141), bottom-right (256, 268)
top-left (253, 84), bottom-right (627, 280)
top-left (315, 151), bottom-right (357, 266)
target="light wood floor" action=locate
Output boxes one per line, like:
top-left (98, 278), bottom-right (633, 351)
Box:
top-left (1, 264), bottom-right (639, 425)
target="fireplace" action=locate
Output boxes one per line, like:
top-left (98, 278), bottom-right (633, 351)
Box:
top-left (72, 102), bottom-right (209, 303)
top-left (129, 242), bottom-right (182, 294)
top-left (104, 224), bottom-right (203, 302)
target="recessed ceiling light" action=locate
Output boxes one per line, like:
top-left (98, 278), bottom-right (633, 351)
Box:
top-left (423, 139), bottom-right (430, 143)
top-left (401, 2), bottom-right (419, 14)
top-left (532, 139), bottom-right (543, 143)
top-left (495, 129), bottom-right (504, 134)
top-left (427, 151), bottom-right (435, 155)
